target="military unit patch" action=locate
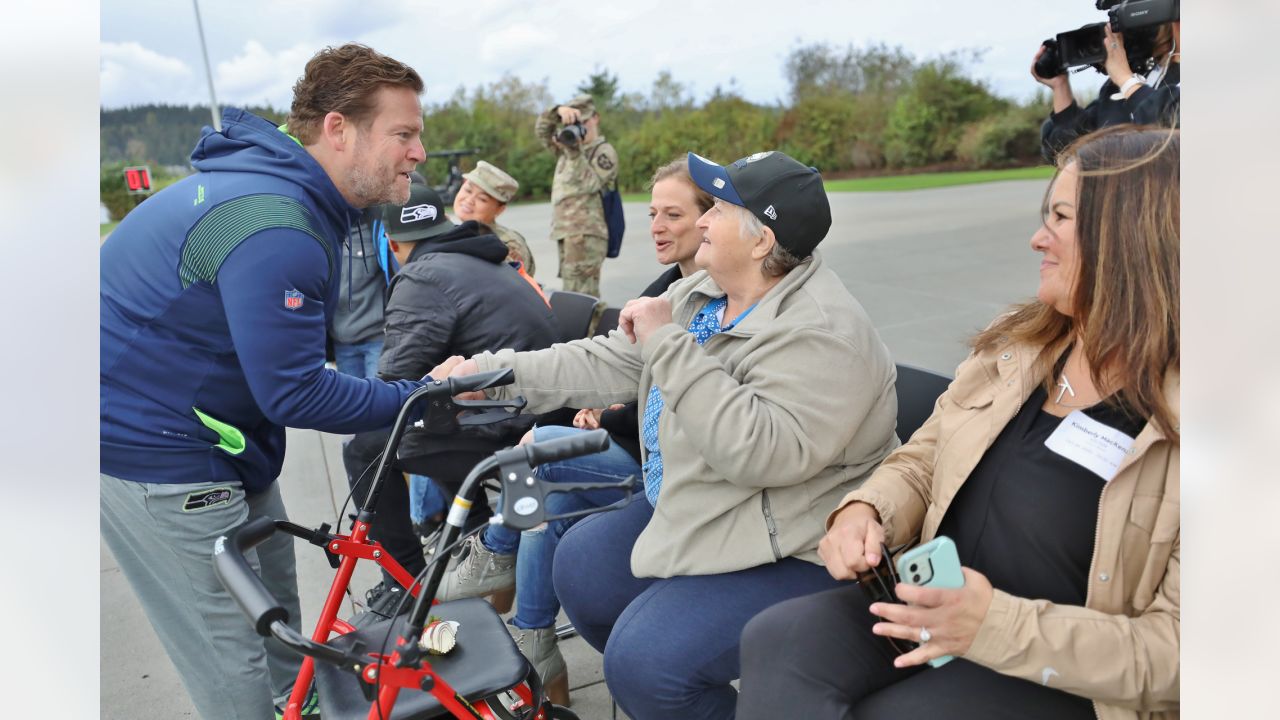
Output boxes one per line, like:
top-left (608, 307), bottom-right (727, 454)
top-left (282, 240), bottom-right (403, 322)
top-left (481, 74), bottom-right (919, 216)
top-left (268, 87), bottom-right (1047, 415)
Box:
top-left (596, 154), bottom-right (614, 170)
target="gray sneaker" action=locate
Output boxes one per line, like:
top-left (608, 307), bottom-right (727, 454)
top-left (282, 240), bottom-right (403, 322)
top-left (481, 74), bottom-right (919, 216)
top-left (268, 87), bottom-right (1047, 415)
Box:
top-left (508, 624), bottom-right (569, 707)
top-left (435, 534), bottom-right (516, 612)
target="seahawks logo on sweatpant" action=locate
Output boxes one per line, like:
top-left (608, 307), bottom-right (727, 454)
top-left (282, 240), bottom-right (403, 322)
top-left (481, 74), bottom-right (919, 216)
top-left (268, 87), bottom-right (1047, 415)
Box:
top-left (183, 487), bottom-right (233, 512)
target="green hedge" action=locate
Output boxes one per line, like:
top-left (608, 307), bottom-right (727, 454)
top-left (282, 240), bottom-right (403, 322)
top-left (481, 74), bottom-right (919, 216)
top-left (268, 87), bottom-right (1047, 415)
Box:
top-left (882, 60), bottom-right (1009, 168)
top-left (100, 163), bottom-right (187, 222)
top-left (955, 106), bottom-right (1046, 168)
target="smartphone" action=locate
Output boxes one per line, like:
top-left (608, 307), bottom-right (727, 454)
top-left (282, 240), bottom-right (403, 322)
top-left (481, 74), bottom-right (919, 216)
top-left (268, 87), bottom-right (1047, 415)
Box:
top-left (896, 535), bottom-right (964, 668)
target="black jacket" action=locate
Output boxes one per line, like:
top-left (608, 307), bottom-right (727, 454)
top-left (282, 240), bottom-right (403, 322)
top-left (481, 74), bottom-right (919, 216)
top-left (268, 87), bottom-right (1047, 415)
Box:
top-left (1041, 62), bottom-right (1180, 163)
top-left (378, 220), bottom-right (560, 448)
top-left (378, 221), bottom-right (558, 380)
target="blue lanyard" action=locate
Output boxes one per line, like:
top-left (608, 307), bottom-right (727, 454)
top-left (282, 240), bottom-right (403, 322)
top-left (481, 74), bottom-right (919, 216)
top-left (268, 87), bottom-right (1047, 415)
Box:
top-left (724, 302), bottom-right (758, 331)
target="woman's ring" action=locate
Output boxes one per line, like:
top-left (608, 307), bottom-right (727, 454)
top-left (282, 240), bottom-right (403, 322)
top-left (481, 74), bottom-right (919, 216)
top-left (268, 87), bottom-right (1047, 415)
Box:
top-left (919, 627), bottom-right (932, 644)
top-left (1109, 41), bottom-right (1118, 49)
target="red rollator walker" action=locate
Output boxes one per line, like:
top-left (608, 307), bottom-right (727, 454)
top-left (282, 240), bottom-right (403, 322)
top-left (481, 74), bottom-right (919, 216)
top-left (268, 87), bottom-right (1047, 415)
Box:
top-left (213, 369), bottom-right (637, 720)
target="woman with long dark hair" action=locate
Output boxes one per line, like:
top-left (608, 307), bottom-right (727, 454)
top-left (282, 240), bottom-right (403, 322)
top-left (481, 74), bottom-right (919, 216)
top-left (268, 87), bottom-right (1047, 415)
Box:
top-left (737, 125), bottom-right (1180, 720)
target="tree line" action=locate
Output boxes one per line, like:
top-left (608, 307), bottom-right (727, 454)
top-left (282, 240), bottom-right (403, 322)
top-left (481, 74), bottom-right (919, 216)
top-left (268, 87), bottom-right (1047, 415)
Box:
top-left (101, 42), bottom-right (1051, 218)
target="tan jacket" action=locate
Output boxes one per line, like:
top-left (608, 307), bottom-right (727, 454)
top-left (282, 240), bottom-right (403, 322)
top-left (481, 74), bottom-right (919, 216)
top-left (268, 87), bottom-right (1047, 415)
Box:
top-left (474, 252), bottom-right (900, 577)
top-left (831, 337), bottom-right (1179, 720)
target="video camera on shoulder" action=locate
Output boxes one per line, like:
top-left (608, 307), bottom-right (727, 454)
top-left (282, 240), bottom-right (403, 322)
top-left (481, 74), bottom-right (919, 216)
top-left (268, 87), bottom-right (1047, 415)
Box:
top-left (1034, 0), bottom-right (1179, 79)
top-left (557, 122), bottom-right (587, 147)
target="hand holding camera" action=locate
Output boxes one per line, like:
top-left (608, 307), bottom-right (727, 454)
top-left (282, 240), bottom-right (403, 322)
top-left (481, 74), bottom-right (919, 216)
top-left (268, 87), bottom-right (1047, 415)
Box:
top-left (556, 105), bottom-right (581, 125)
top-left (1033, 0), bottom-right (1177, 80)
top-left (1031, 44), bottom-right (1071, 90)
top-left (1102, 25), bottom-right (1137, 90)
top-left (554, 105), bottom-right (588, 147)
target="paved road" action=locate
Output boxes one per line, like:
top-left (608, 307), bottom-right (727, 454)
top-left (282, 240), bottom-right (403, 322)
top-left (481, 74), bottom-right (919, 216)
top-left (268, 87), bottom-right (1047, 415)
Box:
top-left (100, 178), bottom-right (1052, 719)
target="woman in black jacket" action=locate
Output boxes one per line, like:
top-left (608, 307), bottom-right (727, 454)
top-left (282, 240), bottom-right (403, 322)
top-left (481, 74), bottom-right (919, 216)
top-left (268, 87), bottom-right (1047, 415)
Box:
top-left (1036, 21), bottom-right (1179, 162)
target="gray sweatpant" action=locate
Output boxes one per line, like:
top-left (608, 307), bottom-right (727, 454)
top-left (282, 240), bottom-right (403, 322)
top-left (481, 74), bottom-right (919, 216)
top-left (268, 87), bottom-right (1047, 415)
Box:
top-left (100, 474), bottom-right (304, 719)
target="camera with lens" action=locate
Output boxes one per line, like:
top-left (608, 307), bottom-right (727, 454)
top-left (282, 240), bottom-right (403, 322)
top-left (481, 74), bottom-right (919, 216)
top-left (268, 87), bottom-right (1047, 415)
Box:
top-left (1034, 0), bottom-right (1179, 79)
top-left (556, 122), bottom-right (587, 147)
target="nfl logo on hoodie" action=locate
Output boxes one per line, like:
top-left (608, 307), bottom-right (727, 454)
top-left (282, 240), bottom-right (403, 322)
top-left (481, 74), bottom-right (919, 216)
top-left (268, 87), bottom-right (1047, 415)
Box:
top-left (284, 289), bottom-right (304, 310)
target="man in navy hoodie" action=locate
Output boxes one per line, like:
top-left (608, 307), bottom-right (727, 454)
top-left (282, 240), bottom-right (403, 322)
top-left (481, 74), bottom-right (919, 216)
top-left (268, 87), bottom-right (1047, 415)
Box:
top-left (100, 44), bottom-right (427, 720)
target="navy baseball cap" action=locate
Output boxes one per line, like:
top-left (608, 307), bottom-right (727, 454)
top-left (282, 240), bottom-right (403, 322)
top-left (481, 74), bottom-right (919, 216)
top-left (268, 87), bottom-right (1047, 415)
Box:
top-left (687, 151), bottom-right (832, 258)
top-left (381, 183), bottom-right (455, 242)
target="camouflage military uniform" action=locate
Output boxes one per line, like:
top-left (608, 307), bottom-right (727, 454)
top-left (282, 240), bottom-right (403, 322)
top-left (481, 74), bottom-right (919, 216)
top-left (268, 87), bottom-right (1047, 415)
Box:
top-left (536, 95), bottom-right (619, 297)
top-left (456, 160), bottom-right (537, 276)
top-left (492, 222), bottom-right (536, 276)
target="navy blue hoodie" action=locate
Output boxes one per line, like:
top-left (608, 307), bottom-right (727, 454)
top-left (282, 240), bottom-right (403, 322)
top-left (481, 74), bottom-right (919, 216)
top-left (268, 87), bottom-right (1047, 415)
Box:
top-left (101, 108), bottom-right (421, 493)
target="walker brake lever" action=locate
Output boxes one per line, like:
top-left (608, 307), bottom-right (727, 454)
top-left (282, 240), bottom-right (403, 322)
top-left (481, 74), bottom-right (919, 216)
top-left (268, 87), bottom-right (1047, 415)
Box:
top-left (456, 397), bottom-right (528, 427)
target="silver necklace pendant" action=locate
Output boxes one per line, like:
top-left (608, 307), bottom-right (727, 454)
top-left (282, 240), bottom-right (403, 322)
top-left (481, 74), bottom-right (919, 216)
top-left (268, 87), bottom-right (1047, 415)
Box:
top-left (1055, 373), bottom-right (1076, 404)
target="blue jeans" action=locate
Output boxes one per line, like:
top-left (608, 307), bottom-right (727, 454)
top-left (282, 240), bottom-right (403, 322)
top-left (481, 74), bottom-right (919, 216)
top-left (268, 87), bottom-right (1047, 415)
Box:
top-left (409, 474), bottom-right (448, 524)
top-left (552, 496), bottom-right (843, 720)
top-left (482, 424), bottom-right (639, 629)
top-left (334, 339), bottom-right (383, 379)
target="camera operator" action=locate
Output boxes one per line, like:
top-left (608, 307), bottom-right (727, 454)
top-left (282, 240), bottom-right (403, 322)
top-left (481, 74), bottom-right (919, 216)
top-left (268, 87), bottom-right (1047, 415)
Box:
top-left (1035, 19), bottom-right (1179, 163)
top-left (535, 93), bottom-right (619, 297)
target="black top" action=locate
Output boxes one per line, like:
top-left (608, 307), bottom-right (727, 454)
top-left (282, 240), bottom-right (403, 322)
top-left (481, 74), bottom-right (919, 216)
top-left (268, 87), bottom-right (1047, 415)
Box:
top-left (378, 221), bottom-right (559, 381)
top-left (597, 265), bottom-right (687, 461)
top-left (379, 220), bottom-right (560, 448)
top-left (937, 385), bottom-right (1146, 605)
top-left (1041, 62), bottom-right (1180, 163)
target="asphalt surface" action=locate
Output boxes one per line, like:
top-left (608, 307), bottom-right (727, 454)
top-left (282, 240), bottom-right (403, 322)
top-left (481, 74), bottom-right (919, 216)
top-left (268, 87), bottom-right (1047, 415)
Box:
top-left (100, 178), bottom-right (1052, 719)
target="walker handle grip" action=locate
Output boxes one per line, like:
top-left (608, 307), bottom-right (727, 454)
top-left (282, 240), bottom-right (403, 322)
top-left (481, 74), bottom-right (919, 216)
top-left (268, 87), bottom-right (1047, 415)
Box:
top-left (213, 516), bottom-right (289, 637)
top-left (523, 428), bottom-right (611, 466)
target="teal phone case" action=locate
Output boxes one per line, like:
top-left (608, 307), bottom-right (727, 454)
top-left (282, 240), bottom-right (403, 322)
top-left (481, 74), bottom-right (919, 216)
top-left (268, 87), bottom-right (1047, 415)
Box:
top-left (896, 536), bottom-right (964, 667)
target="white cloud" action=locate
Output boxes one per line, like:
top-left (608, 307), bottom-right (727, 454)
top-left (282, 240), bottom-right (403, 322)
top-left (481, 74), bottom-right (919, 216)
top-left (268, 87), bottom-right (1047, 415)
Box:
top-left (479, 24), bottom-right (555, 67)
top-left (100, 41), bottom-right (194, 107)
top-left (99, 0), bottom-right (1115, 109)
top-left (300, 0), bottom-right (416, 39)
top-left (214, 40), bottom-right (317, 109)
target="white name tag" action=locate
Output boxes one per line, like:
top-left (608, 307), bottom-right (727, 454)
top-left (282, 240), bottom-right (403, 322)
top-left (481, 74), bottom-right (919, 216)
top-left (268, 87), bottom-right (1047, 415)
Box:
top-left (1044, 410), bottom-right (1136, 482)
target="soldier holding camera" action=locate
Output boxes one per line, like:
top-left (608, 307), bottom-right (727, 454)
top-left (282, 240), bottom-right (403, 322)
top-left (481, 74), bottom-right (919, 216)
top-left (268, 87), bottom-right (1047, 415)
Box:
top-left (536, 94), bottom-right (619, 297)
top-left (1033, 1), bottom-right (1180, 163)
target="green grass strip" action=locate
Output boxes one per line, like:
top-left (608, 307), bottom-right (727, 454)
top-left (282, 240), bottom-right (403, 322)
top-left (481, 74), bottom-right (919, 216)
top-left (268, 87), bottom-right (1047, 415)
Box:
top-left (619, 166), bottom-right (1054, 202)
top-left (823, 166), bottom-right (1056, 193)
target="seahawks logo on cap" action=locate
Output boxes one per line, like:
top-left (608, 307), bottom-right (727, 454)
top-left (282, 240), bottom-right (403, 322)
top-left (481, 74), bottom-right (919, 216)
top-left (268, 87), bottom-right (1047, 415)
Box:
top-left (401, 204), bottom-right (438, 223)
top-left (744, 151), bottom-right (774, 163)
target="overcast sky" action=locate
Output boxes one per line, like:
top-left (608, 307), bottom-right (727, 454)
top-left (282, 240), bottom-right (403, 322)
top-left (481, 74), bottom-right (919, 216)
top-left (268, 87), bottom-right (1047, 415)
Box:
top-left (102, 1), bottom-right (1100, 112)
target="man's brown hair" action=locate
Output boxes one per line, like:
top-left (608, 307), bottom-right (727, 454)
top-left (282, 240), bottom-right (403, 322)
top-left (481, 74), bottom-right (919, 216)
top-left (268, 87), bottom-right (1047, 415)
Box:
top-left (973, 125), bottom-right (1180, 441)
top-left (287, 43), bottom-right (424, 145)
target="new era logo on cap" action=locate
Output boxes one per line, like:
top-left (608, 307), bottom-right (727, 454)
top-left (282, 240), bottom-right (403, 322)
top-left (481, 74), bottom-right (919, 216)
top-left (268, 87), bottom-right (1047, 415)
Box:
top-left (401, 204), bottom-right (439, 223)
top-left (687, 150), bottom-right (831, 259)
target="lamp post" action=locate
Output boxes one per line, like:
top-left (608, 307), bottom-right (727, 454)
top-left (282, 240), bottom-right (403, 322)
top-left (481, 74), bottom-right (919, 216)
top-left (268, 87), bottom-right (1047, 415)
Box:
top-left (192, 0), bottom-right (221, 131)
